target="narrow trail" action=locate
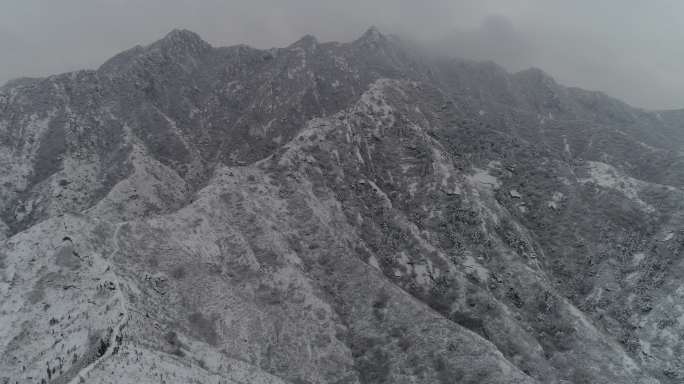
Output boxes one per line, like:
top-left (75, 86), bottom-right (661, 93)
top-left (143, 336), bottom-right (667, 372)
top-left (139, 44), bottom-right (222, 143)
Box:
top-left (68, 222), bottom-right (129, 384)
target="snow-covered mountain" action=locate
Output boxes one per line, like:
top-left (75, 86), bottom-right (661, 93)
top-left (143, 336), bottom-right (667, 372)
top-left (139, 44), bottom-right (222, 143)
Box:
top-left (2, 27), bottom-right (684, 384)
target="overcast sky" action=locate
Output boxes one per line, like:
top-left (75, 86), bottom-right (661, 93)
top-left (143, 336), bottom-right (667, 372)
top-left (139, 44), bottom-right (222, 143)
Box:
top-left (1, 0), bottom-right (683, 110)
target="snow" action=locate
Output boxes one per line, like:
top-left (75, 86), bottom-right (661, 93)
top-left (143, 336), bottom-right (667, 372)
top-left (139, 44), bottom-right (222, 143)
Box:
top-left (463, 254), bottom-right (489, 282)
top-left (68, 226), bottom-right (129, 384)
top-left (468, 168), bottom-right (501, 190)
top-left (365, 179), bottom-right (392, 209)
top-left (356, 79), bottom-right (397, 134)
top-left (368, 255), bottom-right (381, 270)
top-left (579, 161), bottom-right (655, 213)
top-left (87, 143), bottom-right (190, 221)
top-left (632, 252), bottom-right (647, 265)
top-left (509, 190), bottom-right (523, 199)
top-left (547, 191), bottom-right (565, 210)
top-left (0, 215), bottom-right (124, 383)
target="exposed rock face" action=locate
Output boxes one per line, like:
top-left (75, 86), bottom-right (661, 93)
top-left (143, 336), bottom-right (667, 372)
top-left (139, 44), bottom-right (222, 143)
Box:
top-left (1, 28), bottom-right (684, 384)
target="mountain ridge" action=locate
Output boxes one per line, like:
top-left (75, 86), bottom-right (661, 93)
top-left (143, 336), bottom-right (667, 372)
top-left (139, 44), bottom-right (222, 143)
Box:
top-left (1, 27), bottom-right (684, 384)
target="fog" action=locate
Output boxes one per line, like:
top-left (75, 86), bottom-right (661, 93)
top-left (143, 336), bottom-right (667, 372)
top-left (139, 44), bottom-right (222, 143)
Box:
top-left (1, 0), bottom-right (682, 109)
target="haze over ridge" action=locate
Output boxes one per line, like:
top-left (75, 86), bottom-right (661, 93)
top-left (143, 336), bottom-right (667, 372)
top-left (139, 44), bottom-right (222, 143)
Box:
top-left (1, 0), bottom-right (683, 110)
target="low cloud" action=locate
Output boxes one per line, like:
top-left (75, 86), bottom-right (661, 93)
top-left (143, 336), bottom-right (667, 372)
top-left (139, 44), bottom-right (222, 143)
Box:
top-left (0, 0), bottom-right (682, 109)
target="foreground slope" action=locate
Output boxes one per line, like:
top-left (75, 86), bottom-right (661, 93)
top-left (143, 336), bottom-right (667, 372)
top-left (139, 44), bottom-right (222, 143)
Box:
top-left (2, 28), bottom-right (684, 384)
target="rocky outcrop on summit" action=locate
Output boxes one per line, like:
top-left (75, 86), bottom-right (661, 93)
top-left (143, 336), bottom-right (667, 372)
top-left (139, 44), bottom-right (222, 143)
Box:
top-left (1, 28), bottom-right (684, 384)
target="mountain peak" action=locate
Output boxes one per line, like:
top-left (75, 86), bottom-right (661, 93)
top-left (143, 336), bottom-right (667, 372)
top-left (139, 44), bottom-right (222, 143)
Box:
top-left (162, 28), bottom-right (203, 42)
top-left (151, 28), bottom-right (211, 53)
top-left (361, 26), bottom-right (384, 41)
top-left (514, 67), bottom-right (556, 85)
top-left (354, 26), bottom-right (396, 49)
top-left (99, 29), bottom-right (211, 75)
top-left (289, 34), bottom-right (319, 50)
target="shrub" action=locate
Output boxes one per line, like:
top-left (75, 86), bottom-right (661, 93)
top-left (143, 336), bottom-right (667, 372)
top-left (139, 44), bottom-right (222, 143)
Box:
top-left (97, 337), bottom-right (110, 357)
top-left (171, 266), bottom-right (186, 279)
top-left (188, 312), bottom-right (219, 346)
top-left (425, 277), bottom-right (458, 314)
top-left (165, 330), bottom-right (184, 357)
top-left (372, 290), bottom-right (390, 321)
top-left (449, 312), bottom-right (489, 340)
top-left (433, 356), bottom-right (464, 384)
top-left (355, 347), bottom-right (390, 384)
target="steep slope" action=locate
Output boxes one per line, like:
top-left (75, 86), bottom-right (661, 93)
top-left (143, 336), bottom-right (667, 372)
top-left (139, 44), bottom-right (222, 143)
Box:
top-left (0, 28), bottom-right (423, 234)
top-left (1, 28), bottom-right (684, 384)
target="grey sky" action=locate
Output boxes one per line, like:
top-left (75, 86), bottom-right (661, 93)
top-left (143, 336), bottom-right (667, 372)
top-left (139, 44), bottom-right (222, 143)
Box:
top-left (1, 0), bottom-right (682, 109)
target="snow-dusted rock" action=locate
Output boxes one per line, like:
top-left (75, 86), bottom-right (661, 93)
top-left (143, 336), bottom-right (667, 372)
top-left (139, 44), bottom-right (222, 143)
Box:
top-left (2, 26), bottom-right (684, 384)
